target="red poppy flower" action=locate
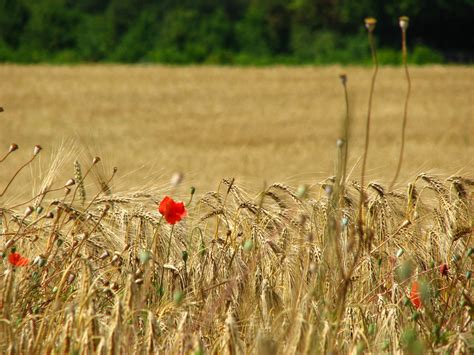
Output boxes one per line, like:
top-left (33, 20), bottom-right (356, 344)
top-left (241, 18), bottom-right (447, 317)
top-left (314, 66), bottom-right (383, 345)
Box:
top-left (439, 263), bottom-right (448, 277)
top-left (8, 252), bottom-right (29, 267)
top-left (159, 196), bottom-right (187, 225)
top-left (410, 281), bottom-right (422, 309)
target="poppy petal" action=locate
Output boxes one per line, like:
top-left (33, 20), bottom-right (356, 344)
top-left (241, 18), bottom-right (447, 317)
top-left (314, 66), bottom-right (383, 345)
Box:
top-left (158, 196), bottom-right (187, 225)
top-left (8, 252), bottom-right (29, 267)
top-left (410, 281), bottom-right (422, 309)
top-left (159, 196), bottom-right (171, 215)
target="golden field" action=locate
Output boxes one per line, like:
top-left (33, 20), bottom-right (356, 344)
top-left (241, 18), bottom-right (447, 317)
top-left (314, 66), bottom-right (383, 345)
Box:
top-left (1, 65), bottom-right (472, 194)
top-left (0, 65), bottom-right (473, 354)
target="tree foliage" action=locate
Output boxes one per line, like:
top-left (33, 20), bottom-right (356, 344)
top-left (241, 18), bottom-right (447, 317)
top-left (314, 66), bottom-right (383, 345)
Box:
top-left (0, 0), bottom-right (471, 64)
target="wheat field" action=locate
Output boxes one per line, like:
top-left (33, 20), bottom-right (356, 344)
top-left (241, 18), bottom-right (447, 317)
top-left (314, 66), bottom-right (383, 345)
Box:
top-left (1, 65), bottom-right (472, 194)
top-left (0, 65), bottom-right (473, 354)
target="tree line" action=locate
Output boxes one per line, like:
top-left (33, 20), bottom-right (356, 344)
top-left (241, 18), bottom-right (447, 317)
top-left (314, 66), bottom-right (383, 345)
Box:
top-left (0, 0), bottom-right (472, 64)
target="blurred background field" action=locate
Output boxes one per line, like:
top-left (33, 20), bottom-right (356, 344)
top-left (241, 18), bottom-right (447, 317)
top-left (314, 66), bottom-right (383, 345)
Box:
top-left (1, 64), bottom-right (472, 196)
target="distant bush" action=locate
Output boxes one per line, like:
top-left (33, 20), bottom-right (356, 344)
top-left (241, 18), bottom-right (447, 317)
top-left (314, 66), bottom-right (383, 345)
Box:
top-left (411, 45), bottom-right (444, 64)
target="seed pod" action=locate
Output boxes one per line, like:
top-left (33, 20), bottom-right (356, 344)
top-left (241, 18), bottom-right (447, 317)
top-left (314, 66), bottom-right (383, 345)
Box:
top-left (64, 178), bottom-right (75, 187)
top-left (33, 145), bottom-right (42, 156)
top-left (364, 17), bottom-right (377, 32)
top-left (399, 16), bottom-right (409, 31)
top-left (24, 206), bottom-right (34, 217)
top-left (33, 255), bottom-right (47, 267)
top-left (339, 73), bottom-right (347, 85)
top-left (9, 143), bottom-right (18, 153)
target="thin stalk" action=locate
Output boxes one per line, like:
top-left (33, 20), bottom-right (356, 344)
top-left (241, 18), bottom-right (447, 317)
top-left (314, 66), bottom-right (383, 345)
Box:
top-left (0, 155), bottom-right (37, 197)
top-left (340, 74), bottom-right (350, 200)
top-left (389, 27), bottom-right (411, 191)
top-left (159, 224), bottom-right (175, 295)
top-left (359, 25), bottom-right (379, 230)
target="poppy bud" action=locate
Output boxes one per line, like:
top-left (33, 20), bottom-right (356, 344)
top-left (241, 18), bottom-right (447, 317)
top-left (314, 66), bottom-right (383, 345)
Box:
top-left (182, 250), bottom-right (188, 263)
top-left (399, 16), bottom-right (409, 32)
top-left (33, 145), bottom-right (42, 156)
top-left (68, 273), bottom-right (76, 284)
top-left (296, 184), bottom-right (308, 199)
top-left (92, 156), bottom-right (101, 165)
top-left (411, 311), bottom-right (420, 321)
top-left (139, 250), bottom-right (151, 264)
top-left (341, 217), bottom-right (349, 226)
top-left (64, 187), bottom-right (71, 196)
top-left (64, 178), bottom-right (75, 187)
top-left (36, 206), bottom-right (44, 214)
top-left (134, 278), bottom-right (144, 285)
top-left (173, 291), bottom-right (184, 305)
top-left (99, 250), bottom-right (110, 260)
top-left (324, 185), bottom-right (333, 196)
top-left (46, 211), bottom-right (54, 219)
top-left (439, 263), bottom-right (448, 277)
top-left (9, 143), bottom-right (18, 153)
top-left (243, 239), bottom-right (253, 251)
